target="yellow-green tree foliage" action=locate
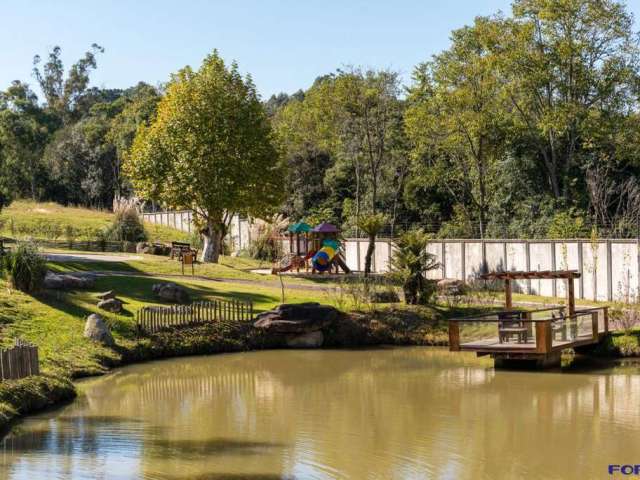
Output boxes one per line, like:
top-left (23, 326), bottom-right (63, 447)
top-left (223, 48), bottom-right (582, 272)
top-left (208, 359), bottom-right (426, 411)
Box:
top-left (126, 51), bottom-right (284, 262)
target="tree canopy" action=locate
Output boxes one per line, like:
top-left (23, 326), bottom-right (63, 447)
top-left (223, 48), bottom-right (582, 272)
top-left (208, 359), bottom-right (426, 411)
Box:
top-left (125, 51), bottom-right (284, 262)
top-left (3, 0), bottom-right (640, 245)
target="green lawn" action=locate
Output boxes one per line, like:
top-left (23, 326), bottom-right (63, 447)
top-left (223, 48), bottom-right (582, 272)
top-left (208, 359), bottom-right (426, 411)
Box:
top-left (0, 200), bottom-right (190, 244)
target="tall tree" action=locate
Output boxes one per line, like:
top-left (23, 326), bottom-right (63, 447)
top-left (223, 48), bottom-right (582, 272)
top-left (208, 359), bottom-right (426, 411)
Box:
top-left (0, 81), bottom-right (57, 200)
top-left (126, 51), bottom-right (284, 262)
top-left (107, 83), bottom-right (161, 200)
top-left (498, 0), bottom-right (640, 202)
top-left (406, 17), bottom-right (505, 238)
top-left (32, 44), bottom-right (104, 123)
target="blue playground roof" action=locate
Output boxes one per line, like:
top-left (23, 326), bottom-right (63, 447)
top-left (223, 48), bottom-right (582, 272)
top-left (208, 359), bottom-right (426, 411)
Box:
top-left (287, 222), bottom-right (312, 233)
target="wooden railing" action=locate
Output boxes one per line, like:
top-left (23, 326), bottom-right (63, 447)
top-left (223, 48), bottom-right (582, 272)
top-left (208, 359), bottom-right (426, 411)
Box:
top-left (448, 307), bottom-right (609, 353)
top-left (136, 299), bottom-right (254, 334)
top-left (0, 339), bottom-right (40, 380)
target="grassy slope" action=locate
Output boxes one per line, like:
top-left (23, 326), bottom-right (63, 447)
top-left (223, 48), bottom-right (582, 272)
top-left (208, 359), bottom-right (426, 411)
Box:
top-left (0, 200), bottom-right (190, 243)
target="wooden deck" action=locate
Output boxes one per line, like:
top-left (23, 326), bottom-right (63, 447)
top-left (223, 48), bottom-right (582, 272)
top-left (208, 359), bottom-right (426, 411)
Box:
top-left (449, 306), bottom-right (609, 368)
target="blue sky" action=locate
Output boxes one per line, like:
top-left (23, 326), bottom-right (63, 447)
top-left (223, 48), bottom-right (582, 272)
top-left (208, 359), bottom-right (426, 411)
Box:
top-left (2, 0), bottom-right (640, 99)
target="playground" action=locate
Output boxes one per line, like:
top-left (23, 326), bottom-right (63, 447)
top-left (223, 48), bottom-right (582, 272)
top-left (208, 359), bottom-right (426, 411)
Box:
top-left (269, 221), bottom-right (352, 276)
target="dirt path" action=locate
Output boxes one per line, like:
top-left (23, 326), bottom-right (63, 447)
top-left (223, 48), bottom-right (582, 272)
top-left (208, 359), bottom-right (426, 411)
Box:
top-left (45, 253), bottom-right (143, 262)
top-left (63, 269), bottom-right (334, 292)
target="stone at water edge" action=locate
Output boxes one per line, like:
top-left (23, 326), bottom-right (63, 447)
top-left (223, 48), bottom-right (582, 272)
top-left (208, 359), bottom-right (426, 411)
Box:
top-left (96, 290), bottom-right (116, 301)
top-left (286, 331), bottom-right (324, 348)
top-left (84, 314), bottom-right (115, 346)
top-left (98, 298), bottom-right (124, 313)
top-left (253, 303), bottom-right (339, 334)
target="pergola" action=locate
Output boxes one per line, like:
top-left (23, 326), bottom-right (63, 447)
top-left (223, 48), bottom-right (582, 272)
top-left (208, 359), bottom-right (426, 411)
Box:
top-left (480, 270), bottom-right (580, 316)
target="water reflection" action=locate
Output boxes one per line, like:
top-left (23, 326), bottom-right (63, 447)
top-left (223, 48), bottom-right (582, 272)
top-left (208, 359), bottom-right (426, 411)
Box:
top-left (1, 348), bottom-right (639, 479)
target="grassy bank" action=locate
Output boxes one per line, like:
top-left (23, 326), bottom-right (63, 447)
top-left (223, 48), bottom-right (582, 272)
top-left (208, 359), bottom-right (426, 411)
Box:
top-left (0, 200), bottom-right (190, 244)
top-left (0, 259), bottom-right (465, 432)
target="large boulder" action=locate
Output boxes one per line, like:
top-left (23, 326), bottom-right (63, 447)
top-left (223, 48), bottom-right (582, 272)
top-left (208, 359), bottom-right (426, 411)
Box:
top-left (136, 242), bottom-right (150, 254)
top-left (286, 330), bottom-right (324, 348)
top-left (152, 282), bottom-right (191, 304)
top-left (44, 272), bottom-right (96, 290)
top-left (253, 303), bottom-right (339, 335)
top-left (84, 313), bottom-right (115, 346)
top-left (137, 242), bottom-right (171, 256)
top-left (96, 290), bottom-right (116, 301)
top-left (437, 278), bottom-right (465, 296)
top-left (98, 298), bottom-right (123, 313)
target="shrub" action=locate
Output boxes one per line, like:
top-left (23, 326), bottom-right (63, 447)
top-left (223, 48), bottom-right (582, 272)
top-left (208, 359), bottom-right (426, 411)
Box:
top-left (248, 215), bottom-right (286, 261)
top-left (389, 229), bottom-right (439, 305)
top-left (609, 308), bottom-right (640, 334)
top-left (612, 334), bottom-right (640, 357)
top-left (0, 243), bottom-right (47, 293)
top-left (64, 225), bottom-right (77, 248)
top-left (107, 207), bottom-right (147, 243)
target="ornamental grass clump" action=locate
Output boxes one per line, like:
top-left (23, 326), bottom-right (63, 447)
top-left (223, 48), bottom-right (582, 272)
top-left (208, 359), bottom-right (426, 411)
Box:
top-left (0, 243), bottom-right (47, 293)
top-left (389, 229), bottom-right (439, 305)
top-left (107, 207), bottom-right (147, 243)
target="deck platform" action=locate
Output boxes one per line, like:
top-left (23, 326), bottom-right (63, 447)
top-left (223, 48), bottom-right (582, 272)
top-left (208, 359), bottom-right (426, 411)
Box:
top-left (448, 270), bottom-right (609, 368)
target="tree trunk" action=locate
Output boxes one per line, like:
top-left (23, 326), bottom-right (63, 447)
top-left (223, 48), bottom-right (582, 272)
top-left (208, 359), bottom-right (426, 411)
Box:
top-left (364, 234), bottom-right (375, 276)
top-left (200, 221), bottom-right (222, 263)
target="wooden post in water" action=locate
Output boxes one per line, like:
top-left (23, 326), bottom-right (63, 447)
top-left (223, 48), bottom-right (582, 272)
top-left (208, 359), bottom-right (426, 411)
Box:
top-left (448, 322), bottom-right (460, 351)
top-left (566, 277), bottom-right (576, 316)
top-left (591, 311), bottom-right (599, 341)
top-left (536, 321), bottom-right (552, 354)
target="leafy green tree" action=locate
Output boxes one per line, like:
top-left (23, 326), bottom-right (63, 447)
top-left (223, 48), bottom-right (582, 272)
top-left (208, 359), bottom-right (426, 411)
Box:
top-left (498, 0), bottom-right (640, 202)
top-left (43, 114), bottom-right (117, 207)
top-left (32, 44), bottom-right (104, 123)
top-left (406, 17), bottom-right (506, 238)
top-left (107, 83), bottom-right (161, 199)
top-left (0, 81), bottom-right (57, 200)
top-left (126, 51), bottom-right (284, 263)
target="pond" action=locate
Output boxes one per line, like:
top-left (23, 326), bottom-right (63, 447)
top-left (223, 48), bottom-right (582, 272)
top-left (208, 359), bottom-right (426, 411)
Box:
top-left (1, 348), bottom-right (639, 479)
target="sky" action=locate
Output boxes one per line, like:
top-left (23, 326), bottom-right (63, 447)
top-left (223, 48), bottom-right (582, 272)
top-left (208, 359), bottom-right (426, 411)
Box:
top-left (2, 0), bottom-right (640, 100)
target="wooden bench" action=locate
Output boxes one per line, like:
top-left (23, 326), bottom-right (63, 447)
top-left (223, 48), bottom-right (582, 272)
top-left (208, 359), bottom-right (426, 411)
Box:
top-left (170, 241), bottom-right (198, 261)
top-left (498, 312), bottom-right (528, 344)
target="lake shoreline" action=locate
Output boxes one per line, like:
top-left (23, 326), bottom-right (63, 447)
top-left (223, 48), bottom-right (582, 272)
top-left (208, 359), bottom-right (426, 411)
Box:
top-left (0, 310), bottom-right (636, 438)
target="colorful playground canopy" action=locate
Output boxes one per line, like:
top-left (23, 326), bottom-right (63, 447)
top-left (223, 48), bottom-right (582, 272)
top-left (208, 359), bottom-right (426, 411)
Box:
top-left (312, 222), bottom-right (339, 233)
top-left (287, 222), bottom-right (312, 234)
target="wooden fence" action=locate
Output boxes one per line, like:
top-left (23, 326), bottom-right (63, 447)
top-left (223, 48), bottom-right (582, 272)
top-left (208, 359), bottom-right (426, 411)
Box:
top-left (136, 299), bottom-right (254, 334)
top-left (0, 339), bottom-right (40, 380)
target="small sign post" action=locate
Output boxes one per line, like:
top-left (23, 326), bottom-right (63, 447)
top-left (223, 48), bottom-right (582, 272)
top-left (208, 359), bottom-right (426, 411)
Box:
top-left (182, 252), bottom-right (195, 276)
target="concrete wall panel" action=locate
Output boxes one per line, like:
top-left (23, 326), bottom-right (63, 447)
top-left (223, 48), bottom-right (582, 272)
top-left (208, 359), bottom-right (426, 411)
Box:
top-left (426, 242), bottom-right (443, 279)
top-left (485, 243), bottom-right (505, 272)
top-left (611, 242), bottom-right (638, 302)
top-left (465, 242), bottom-right (483, 281)
top-left (529, 243), bottom-right (553, 296)
top-left (444, 242), bottom-right (463, 279)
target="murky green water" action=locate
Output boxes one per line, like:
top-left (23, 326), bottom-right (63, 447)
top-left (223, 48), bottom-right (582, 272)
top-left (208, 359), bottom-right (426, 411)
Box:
top-left (1, 348), bottom-right (639, 479)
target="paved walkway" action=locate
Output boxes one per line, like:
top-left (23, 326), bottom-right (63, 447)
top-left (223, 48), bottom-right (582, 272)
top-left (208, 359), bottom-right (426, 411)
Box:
top-left (45, 253), bottom-right (143, 263)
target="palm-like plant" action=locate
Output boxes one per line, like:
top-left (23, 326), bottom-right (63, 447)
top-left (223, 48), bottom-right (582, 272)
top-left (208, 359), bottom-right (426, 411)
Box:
top-left (357, 212), bottom-right (388, 276)
top-left (389, 229), bottom-right (439, 305)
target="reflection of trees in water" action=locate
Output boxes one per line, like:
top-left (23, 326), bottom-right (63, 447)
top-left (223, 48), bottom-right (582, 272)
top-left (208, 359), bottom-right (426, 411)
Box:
top-left (4, 350), bottom-right (640, 479)
top-left (1, 414), bottom-right (145, 478)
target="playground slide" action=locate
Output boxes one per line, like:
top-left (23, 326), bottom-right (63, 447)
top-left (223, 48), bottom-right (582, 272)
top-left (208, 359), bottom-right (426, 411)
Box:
top-left (312, 239), bottom-right (340, 272)
top-left (272, 253), bottom-right (305, 274)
